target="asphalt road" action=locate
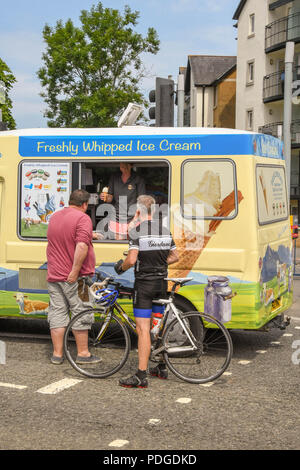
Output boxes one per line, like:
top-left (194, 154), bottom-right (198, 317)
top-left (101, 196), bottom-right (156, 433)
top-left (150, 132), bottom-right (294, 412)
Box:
top-left (0, 281), bottom-right (300, 452)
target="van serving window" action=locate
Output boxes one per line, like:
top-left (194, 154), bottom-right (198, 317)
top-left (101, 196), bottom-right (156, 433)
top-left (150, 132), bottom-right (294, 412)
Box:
top-left (256, 164), bottom-right (288, 225)
top-left (79, 160), bottom-right (170, 242)
top-left (18, 159), bottom-right (170, 242)
top-left (181, 159), bottom-right (238, 221)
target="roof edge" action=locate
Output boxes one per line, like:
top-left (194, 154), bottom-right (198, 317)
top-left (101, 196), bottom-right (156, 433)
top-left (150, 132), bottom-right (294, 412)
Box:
top-left (233, 0), bottom-right (247, 20)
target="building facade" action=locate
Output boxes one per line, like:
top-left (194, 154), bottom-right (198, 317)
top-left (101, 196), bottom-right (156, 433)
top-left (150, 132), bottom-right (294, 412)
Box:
top-left (234, 0), bottom-right (300, 222)
top-left (182, 55), bottom-right (236, 129)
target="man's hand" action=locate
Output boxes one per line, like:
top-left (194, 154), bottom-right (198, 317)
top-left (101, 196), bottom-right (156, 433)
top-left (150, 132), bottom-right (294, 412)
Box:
top-left (114, 259), bottom-right (124, 275)
top-left (92, 231), bottom-right (104, 240)
top-left (67, 269), bottom-right (79, 284)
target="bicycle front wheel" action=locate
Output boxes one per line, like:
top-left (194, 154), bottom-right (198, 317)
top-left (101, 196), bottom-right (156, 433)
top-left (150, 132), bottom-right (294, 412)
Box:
top-left (64, 308), bottom-right (131, 378)
top-left (162, 312), bottom-right (233, 384)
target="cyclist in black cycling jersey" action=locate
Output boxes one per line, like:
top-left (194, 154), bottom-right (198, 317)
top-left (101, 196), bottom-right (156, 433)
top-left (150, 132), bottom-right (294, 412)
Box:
top-left (114, 194), bottom-right (179, 388)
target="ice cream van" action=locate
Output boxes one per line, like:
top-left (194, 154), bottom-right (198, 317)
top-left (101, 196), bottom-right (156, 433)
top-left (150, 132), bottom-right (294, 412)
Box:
top-left (0, 127), bottom-right (293, 331)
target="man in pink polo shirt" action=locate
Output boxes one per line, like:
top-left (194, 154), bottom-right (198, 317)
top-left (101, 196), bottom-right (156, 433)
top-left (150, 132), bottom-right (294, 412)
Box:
top-left (47, 189), bottom-right (101, 365)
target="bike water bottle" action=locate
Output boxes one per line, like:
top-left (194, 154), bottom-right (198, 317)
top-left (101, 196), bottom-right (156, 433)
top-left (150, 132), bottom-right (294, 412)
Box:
top-left (151, 312), bottom-right (163, 340)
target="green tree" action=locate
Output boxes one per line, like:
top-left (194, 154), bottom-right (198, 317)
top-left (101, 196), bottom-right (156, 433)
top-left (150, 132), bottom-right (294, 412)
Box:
top-left (0, 58), bottom-right (16, 130)
top-left (38, 2), bottom-right (160, 128)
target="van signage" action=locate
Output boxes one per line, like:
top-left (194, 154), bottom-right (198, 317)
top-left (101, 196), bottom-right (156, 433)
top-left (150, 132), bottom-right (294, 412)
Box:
top-left (18, 134), bottom-right (284, 158)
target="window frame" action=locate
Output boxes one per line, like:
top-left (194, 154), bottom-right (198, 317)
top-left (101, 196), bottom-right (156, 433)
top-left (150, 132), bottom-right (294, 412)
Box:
top-left (246, 59), bottom-right (255, 86)
top-left (180, 158), bottom-right (238, 221)
top-left (246, 108), bottom-right (254, 131)
top-left (249, 13), bottom-right (255, 37)
top-left (17, 158), bottom-right (172, 243)
top-left (17, 159), bottom-right (72, 241)
top-left (256, 163), bottom-right (288, 226)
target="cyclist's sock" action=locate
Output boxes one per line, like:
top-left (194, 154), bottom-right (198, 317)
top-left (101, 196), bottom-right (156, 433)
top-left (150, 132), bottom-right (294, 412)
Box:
top-left (136, 369), bottom-right (147, 380)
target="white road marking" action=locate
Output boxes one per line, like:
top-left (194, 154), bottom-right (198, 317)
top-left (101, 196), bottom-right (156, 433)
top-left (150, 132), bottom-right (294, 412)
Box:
top-left (256, 350), bottom-right (267, 354)
top-left (109, 439), bottom-right (129, 448)
top-left (0, 382), bottom-right (27, 390)
top-left (271, 341), bottom-right (281, 345)
top-left (0, 340), bottom-right (6, 365)
top-left (238, 360), bottom-right (251, 365)
top-left (223, 371), bottom-right (232, 376)
top-left (283, 333), bottom-right (293, 337)
top-left (176, 397), bottom-right (192, 404)
top-left (200, 382), bottom-right (214, 387)
top-left (294, 326), bottom-right (300, 330)
top-left (36, 378), bottom-right (82, 395)
top-left (148, 419), bottom-right (161, 425)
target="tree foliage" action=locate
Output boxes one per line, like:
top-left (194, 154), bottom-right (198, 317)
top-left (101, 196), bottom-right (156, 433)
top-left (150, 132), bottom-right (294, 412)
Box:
top-left (38, 2), bottom-right (160, 127)
top-left (0, 58), bottom-right (16, 130)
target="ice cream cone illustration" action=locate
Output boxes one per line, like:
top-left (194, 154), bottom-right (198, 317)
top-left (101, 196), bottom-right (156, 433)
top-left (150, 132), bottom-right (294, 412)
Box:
top-left (24, 195), bottom-right (31, 215)
top-left (33, 201), bottom-right (47, 223)
top-left (45, 194), bottom-right (56, 221)
top-left (168, 189), bottom-right (244, 291)
top-left (259, 172), bottom-right (268, 214)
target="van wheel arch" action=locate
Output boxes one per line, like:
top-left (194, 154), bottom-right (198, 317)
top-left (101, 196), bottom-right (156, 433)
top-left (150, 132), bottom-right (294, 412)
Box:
top-left (174, 293), bottom-right (203, 338)
top-left (173, 294), bottom-right (197, 313)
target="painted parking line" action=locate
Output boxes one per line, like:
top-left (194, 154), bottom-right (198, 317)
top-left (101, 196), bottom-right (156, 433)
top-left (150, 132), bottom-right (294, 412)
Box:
top-left (148, 419), bottom-right (161, 425)
top-left (176, 397), bottom-right (192, 404)
top-left (36, 378), bottom-right (82, 395)
top-left (109, 439), bottom-right (129, 448)
top-left (0, 382), bottom-right (27, 390)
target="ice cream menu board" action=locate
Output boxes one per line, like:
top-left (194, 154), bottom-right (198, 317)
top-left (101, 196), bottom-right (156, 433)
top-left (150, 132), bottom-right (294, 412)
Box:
top-left (256, 165), bottom-right (288, 225)
top-left (20, 162), bottom-right (71, 238)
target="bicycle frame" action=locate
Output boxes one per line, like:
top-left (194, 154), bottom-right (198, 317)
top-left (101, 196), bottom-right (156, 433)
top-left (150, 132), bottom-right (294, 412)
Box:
top-left (92, 283), bottom-right (199, 355)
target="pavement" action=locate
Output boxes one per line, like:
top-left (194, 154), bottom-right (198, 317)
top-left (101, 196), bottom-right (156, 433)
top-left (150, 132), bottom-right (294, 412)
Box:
top-left (0, 279), bottom-right (300, 451)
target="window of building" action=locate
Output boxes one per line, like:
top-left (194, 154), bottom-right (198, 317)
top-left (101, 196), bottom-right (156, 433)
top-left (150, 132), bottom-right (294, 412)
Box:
top-left (213, 86), bottom-right (218, 108)
top-left (247, 60), bottom-right (255, 85)
top-left (249, 14), bottom-right (255, 36)
top-left (246, 109), bottom-right (254, 131)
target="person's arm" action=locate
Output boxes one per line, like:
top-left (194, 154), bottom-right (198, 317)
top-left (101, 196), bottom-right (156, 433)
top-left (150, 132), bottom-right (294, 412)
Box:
top-left (67, 242), bottom-right (89, 283)
top-left (167, 248), bottom-right (179, 265)
top-left (121, 249), bottom-right (138, 271)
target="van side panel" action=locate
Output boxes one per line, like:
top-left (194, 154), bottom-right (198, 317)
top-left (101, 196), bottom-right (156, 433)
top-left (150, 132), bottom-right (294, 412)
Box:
top-left (171, 155), bottom-right (292, 329)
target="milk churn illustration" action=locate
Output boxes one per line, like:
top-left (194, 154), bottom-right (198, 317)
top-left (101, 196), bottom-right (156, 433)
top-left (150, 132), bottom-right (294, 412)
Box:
top-left (204, 276), bottom-right (235, 323)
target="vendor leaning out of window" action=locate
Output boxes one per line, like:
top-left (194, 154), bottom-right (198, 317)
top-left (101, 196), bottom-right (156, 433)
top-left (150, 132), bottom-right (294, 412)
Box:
top-left (100, 163), bottom-right (146, 240)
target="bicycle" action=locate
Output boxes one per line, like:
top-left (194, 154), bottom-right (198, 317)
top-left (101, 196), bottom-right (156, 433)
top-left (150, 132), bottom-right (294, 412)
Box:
top-left (63, 274), bottom-right (233, 384)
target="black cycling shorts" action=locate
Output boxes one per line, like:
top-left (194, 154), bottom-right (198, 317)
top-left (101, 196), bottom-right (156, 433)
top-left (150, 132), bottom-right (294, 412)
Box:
top-left (133, 278), bottom-right (167, 318)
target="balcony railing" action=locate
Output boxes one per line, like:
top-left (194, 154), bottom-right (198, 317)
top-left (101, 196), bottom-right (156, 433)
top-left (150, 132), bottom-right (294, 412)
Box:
top-left (263, 66), bottom-right (300, 102)
top-left (259, 120), bottom-right (300, 146)
top-left (265, 12), bottom-right (300, 52)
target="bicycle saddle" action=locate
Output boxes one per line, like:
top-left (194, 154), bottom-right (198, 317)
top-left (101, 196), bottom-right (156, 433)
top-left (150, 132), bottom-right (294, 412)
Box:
top-left (164, 277), bottom-right (193, 286)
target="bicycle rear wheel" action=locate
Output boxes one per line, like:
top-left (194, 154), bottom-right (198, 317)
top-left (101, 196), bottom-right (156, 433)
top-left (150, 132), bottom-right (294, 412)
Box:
top-left (64, 308), bottom-right (131, 378)
top-left (162, 312), bottom-right (232, 384)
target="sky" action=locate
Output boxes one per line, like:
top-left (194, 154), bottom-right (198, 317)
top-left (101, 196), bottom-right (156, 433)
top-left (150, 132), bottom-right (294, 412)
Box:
top-left (0, 0), bottom-right (239, 129)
